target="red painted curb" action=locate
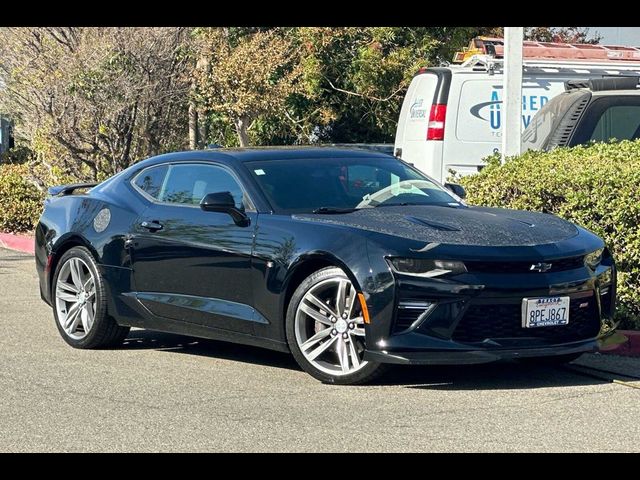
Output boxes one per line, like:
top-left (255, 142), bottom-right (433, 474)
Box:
top-left (0, 232), bottom-right (35, 255)
top-left (601, 330), bottom-right (640, 358)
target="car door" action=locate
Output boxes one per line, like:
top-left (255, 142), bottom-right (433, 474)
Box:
top-left (128, 161), bottom-right (258, 334)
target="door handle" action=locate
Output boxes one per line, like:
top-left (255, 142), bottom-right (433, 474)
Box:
top-left (140, 221), bottom-right (164, 232)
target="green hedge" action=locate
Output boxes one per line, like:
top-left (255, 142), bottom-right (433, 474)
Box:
top-left (0, 164), bottom-right (44, 233)
top-left (459, 140), bottom-right (640, 329)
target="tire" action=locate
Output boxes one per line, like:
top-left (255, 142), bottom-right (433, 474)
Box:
top-left (520, 352), bottom-right (584, 365)
top-left (52, 246), bottom-right (130, 349)
top-left (285, 267), bottom-right (388, 385)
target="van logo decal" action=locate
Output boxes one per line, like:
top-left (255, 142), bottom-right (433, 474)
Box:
top-left (410, 99), bottom-right (427, 119)
top-left (470, 89), bottom-right (550, 131)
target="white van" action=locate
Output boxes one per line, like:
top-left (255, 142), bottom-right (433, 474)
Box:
top-left (394, 55), bottom-right (640, 182)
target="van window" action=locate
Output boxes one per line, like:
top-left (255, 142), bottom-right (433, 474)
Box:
top-left (404, 74), bottom-right (438, 141)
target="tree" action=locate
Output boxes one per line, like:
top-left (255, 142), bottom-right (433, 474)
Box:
top-left (0, 27), bottom-right (192, 180)
top-left (192, 28), bottom-right (303, 147)
top-left (487, 27), bottom-right (602, 44)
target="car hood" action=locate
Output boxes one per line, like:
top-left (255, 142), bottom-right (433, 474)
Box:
top-left (294, 205), bottom-right (579, 247)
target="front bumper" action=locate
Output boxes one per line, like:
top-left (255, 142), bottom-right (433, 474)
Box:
top-left (364, 339), bottom-right (598, 365)
top-left (363, 255), bottom-right (617, 366)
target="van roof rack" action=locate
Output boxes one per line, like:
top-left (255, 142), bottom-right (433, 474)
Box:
top-left (459, 54), bottom-right (640, 75)
top-left (454, 36), bottom-right (640, 64)
top-left (565, 76), bottom-right (640, 92)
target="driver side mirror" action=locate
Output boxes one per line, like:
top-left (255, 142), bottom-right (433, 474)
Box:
top-left (200, 191), bottom-right (250, 226)
top-left (444, 182), bottom-right (466, 200)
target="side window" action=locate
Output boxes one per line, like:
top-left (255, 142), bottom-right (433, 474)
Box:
top-left (159, 164), bottom-right (247, 209)
top-left (589, 105), bottom-right (640, 142)
top-left (133, 165), bottom-right (168, 200)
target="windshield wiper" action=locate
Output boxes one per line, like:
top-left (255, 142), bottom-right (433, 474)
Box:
top-left (311, 206), bottom-right (358, 214)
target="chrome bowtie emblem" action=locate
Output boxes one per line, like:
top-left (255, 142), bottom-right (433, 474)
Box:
top-left (530, 262), bottom-right (552, 273)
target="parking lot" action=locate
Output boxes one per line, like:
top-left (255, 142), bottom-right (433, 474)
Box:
top-left (1, 246), bottom-right (638, 452)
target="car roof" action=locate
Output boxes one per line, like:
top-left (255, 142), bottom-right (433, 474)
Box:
top-left (591, 89), bottom-right (640, 97)
top-left (138, 146), bottom-right (394, 167)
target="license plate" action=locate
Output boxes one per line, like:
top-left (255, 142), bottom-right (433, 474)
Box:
top-left (522, 297), bottom-right (570, 328)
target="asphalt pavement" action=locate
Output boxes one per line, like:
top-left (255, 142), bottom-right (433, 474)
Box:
top-left (0, 247), bottom-right (638, 452)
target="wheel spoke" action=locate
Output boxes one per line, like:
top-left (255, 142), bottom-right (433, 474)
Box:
top-left (83, 277), bottom-right (93, 292)
top-left (336, 338), bottom-right (350, 373)
top-left (306, 335), bottom-right (338, 361)
top-left (352, 316), bottom-right (365, 324)
top-left (299, 302), bottom-right (333, 326)
top-left (348, 335), bottom-right (361, 369)
top-left (336, 279), bottom-right (348, 316)
top-left (300, 327), bottom-right (332, 352)
top-left (305, 293), bottom-right (338, 319)
top-left (69, 259), bottom-right (84, 290)
top-left (56, 289), bottom-right (77, 303)
top-left (346, 290), bottom-right (356, 319)
top-left (65, 304), bottom-right (82, 333)
top-left (352, 327), bottom-right (365, 337)
top-left (81, 303), bottom-right (94, 333)
top-left (58, 281), bottom-right (79, 294)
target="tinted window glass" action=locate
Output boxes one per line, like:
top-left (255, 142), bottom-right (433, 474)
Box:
top-left (570, 96), bottom-right (640, 147)
top-left (134, 165), bottom-right (168, 199)
top-left (246, 157), bottom-right (457, 214)
top-left (589, 105), bottom-right (640, 142)
top-left (160, 164), bottom-right (245, 208)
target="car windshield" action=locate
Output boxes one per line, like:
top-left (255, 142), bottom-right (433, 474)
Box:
top-left (245, 156), bottom-right (459, 214)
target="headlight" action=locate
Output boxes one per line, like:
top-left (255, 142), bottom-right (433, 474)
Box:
top-left (387, 258), bottom-right (467, 277)
top-left (584, 248), bottom-right (604, 270)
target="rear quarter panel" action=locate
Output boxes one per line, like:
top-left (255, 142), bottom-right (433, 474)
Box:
top-left (36, 179), bottom-right (147, 307)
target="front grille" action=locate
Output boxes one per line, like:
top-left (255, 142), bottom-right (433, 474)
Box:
top-left (465, 256), bottom-right (584, 274)
top-left (452, 297), bottom-right (600, 344)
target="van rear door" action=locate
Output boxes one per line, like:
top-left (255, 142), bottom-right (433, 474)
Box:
top-left (394, 71), bottom-right (442, 179)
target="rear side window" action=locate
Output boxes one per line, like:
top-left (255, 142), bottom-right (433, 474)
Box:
top-left (589, 105), bottom-right (640, 142)
top-left (570, 96), bottom-right (640, 146)
top-left (133, 165), bottom-right (168, 200)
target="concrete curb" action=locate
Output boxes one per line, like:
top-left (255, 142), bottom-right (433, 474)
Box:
top-left (0, 232), bottom-right (35, 255)
top-left (601, 330), bottom-right (640, 358)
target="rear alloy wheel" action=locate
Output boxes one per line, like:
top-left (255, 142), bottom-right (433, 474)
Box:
top-left (286, 267), bottom-right (387, 384)
top-left (53, 247), bottom-right (129, 349)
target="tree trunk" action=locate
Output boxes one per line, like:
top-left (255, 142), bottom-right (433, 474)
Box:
top-left (234, 117), bottom-right (250, 147)
top-left (188, 103), bottom-right (198, 150)
top-left (198, 108), bottom-right (209, 148)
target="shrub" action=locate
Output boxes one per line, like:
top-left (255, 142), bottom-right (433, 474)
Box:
top-left (0, 163), bottom-right (45, 233)
top-left (459, 140), bottom-right (640, 330)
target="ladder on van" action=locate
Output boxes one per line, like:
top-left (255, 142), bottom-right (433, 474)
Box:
top-left (454, 37), bottom-right (640, 75)
top-left (461, 54), bottom-right (640, 76)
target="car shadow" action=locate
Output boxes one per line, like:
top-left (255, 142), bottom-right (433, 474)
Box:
top-left (121, 329), bottom-right (300, 371)
top-left (120, 330), bottom-right (608, 390)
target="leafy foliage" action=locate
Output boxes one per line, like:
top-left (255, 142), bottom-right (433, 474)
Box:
top-left (0, 164), bottom-right (44, 232)
top-left (459, 141), bottom-right (640, 329)
top-left (0, 27), bottom-right (191, 181)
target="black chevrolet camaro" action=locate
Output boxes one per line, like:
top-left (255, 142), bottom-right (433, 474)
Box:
top-left (35, 147), bottom-right (617, 384)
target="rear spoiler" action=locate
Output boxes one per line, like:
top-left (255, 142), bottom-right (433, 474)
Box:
top-left (47, 182), bottom-right (98, 197)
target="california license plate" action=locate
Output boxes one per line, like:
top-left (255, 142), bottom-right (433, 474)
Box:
top-left (522, 297), bottom-right (570, 328)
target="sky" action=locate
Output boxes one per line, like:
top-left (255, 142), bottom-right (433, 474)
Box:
top-left (591, 27), bottom-right (640, 46)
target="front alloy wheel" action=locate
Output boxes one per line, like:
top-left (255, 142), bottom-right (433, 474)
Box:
top-left (286, 267), bottom-right (387, 384)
